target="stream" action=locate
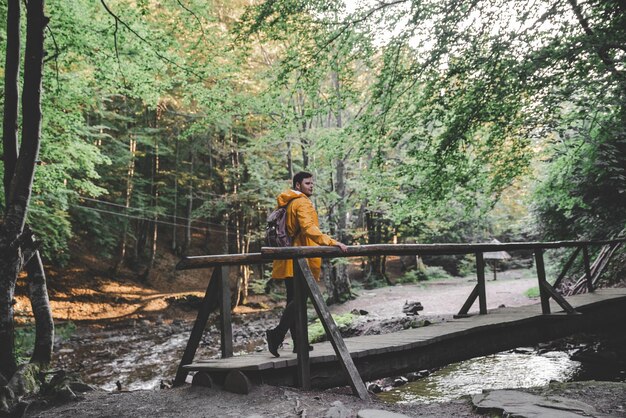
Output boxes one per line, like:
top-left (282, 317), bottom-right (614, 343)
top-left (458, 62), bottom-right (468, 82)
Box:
top-left (52, 315), bottom-right (625, 401)
top-left (378, 350), bottom-right (581, 404)
top-left (375, 332), bottom-right (626, 404)
top-left (52, 315), bottom-right (269, 391)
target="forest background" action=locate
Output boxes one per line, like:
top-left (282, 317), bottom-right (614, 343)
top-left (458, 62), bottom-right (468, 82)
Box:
top-left (1, 0), bottom-right (625, 321)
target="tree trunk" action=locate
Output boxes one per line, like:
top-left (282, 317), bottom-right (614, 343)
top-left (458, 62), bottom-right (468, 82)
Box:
top-left (172, 135), bottom-right (179, 252)
top-left (327, 70), bottom-right (352, 303)
top-left (113, 136), bottom-right (136, 274)
top-left (183, 153), bottom-right (194, 255)
top-left (0, 0), bottom-right (22, 376)
top-left (286, 140), bottom-right (293, 179)
top-left (2, 0), bottom-right (20, 202)
top-left (0, 248), bottom-right (21, 378)
top-left (296, 90), bottom-right (309, 168)
top-left (365, 211), bottom-right (388, 282)
top-left (0, 0), bottom-right (48, 379)
top-left (24, 251), bottom-right (53, 364)
top-left (144, 132), bottom-right (160, 280)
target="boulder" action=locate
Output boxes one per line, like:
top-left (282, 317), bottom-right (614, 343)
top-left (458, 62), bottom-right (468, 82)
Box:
top-left (324, 400), bottom-right (352, 418)
top-left (402, 301), bottom-right (423, 316)
top-left (472, 389), bottom-right (602, 417)
top-left (358, 409), bottom-right (411, 418)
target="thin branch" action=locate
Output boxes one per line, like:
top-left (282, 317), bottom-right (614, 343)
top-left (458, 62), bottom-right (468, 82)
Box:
top-left (99, 0), bottom-right (204, 80)
top-left (174, 0), bottom-right (206, 50)
top-left (111, 16), bottom-right (128, 87)
top-left (567, 0), bottom-right (626, 88)
top-left (312, 0), bottom-right (410, 60)
top-left (43, 26), bottom-right (60, 92)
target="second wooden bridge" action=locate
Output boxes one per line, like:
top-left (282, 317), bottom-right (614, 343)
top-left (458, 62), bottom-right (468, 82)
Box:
top-left (173, 239), bottom-right (625, 399)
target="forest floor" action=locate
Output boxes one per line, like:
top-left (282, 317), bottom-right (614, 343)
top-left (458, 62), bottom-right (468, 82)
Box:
top-left (13, 251), bottom-right (626, 417)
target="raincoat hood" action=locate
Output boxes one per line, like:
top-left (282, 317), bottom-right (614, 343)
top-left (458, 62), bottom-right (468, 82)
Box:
top-left (276, 189), bottom-right (305, 207)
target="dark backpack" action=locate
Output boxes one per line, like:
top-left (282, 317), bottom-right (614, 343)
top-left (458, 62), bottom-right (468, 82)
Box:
top-left (266, 199), bottom-right (298, 247)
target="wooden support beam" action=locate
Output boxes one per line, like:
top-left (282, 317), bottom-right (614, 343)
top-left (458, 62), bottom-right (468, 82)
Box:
top-left (294, 259), bottom-right (311, 390)
top-left (476, 252), bottom-right (487, 315)
top-left (552, 246), bottom-right (581, 289)
top-left (582, 245), bottom-right (593, 293)
top-left (174, 268), bottom-right (220, 386)
top-left (534, 249), bottom-right (551, 315)
top-left (539, 280), bottom-right (579, 315)
top-left (295, 259), bottom-right (369, 400)
top-left (219, 266), bottom-right (233, 358)
top-left (456, 284), bottom-right (480, 317)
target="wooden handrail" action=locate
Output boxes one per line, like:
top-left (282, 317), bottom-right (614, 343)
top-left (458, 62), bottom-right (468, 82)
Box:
top-left (176, 252), bottom-right (264, 270)
top-left (176, 239), bottom-right (626, 269)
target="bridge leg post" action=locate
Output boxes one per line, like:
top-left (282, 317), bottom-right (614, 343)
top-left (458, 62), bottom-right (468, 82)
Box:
top-left (174, 267), bottom-right (221, 386)
top-left (219, 265), bottom-right (233, 358)
top-left (295, 259), bottom-right (369, 400)
top-left (582, 245), bottom-right (594, 293)
top-left (534, 248), bottom-right (551, 314)
top-left (294, 258), bottom-right (311, 390)
top-left (476, 252), bottom-right (487, 314)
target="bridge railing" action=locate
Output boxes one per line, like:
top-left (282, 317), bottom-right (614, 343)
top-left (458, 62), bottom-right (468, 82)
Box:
top-left (173, 238), bottom-right (625, 397)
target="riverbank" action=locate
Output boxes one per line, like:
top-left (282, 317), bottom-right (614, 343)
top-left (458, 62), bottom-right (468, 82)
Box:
top-left (23, 379), bottom-right (626, 417)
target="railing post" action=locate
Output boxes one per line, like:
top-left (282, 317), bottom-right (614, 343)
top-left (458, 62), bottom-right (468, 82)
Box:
top-left (293, 257), bottom-right (311, 390)
top-left (582, 245), bottom-right (594, 293)
top-left (219, 265), bottom-right (233, 358)
top-left (534, 248), bottom-right (551, 314)
top-left (476, 252), bottom-right (487, 314)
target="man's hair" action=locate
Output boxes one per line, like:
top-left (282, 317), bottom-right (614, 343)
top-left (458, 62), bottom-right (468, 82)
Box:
top-left (293, 171), bottom-right (313, 189)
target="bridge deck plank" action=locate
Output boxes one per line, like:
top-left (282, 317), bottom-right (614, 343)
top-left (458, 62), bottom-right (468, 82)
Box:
top-left (183, 290), bottom-right (625, 376)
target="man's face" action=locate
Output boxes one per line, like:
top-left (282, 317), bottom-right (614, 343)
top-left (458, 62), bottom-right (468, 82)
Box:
top-left (296, 177), bottom-right (314, 197)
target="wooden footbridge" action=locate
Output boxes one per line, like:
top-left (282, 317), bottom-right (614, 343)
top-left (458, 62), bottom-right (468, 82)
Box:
top-left (173, 239), bottom-right (626, 399)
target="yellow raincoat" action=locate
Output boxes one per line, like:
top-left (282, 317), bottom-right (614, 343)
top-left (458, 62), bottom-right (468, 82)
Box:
top-left (271, 189), bottom-right (338, 280)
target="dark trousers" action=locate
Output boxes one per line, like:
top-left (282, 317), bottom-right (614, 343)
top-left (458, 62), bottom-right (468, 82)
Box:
top-left (274, 278), bottom-right (308, 344)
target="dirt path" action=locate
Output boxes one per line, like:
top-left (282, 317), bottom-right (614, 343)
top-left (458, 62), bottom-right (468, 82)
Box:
top-left (331, 269), bottom-right (538, 319)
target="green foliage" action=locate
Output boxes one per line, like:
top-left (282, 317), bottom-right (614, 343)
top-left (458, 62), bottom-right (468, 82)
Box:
top-left (524, 286), bottom-right (540, 299)
top-left (458, 255), bottom-right (479, 278)
top-left (308, 313), bottom-right (354, 344)
top-left (15, 322), bottom-right (76, 363)
top-left (396, 265), bottom-right (450, 284)
top-left (249, 276), bottom-right (267, 296)
top-left (533, 114), bottom-right (626, 240)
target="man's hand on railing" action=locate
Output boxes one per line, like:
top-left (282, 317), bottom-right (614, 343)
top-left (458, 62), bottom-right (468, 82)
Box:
top-left (336, 242), bottom-right (349, 253)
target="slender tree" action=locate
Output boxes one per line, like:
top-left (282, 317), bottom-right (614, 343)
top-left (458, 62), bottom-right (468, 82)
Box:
top-left (0, 0), bottom-right (50, 400)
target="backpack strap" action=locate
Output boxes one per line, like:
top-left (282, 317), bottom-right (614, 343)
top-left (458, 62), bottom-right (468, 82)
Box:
top-left (284, 196), bottom-right (302, 241)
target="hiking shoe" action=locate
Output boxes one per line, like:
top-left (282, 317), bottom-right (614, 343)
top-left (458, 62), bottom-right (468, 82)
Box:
top-left (292, 344), bottom-right (314, 353)
top-left (266, 329), bottom-right (281, 357)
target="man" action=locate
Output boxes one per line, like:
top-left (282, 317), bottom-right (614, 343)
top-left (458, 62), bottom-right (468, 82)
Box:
top-left (266, 171), bottom-right (348, 357)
